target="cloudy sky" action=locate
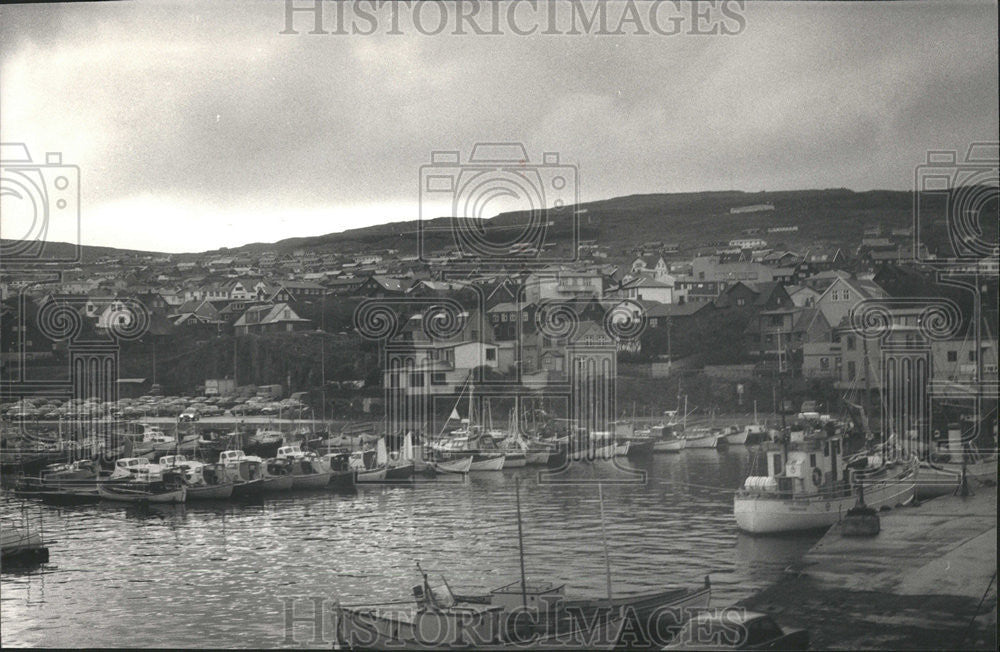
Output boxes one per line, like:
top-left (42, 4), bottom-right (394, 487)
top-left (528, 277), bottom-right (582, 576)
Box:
top-left (1, 0), bottom-right (997, 253)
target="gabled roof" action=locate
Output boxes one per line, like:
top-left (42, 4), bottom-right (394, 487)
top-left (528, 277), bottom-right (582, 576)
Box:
top-left (639, 300), bottom-right (714, 318)
top-left (233, 302), bottom-right (308, 327)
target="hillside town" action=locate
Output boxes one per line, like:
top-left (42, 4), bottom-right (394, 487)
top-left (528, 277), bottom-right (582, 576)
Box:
top-left (2, 214), bottom-right (996, 425)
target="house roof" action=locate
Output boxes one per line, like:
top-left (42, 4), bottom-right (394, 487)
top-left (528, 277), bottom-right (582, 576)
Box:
top-left (233, 302), bottom-right (309, 327)
top-left (639, 300), bottom-right (713, 318)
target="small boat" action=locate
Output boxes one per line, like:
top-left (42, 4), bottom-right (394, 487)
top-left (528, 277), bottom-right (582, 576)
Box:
top-left (160, 454), bottom-right (236, 500)
top-left (98, 466), bottom-right (187, 503)
top-left (336, 572), bottom-right (628, 650)
top-left (218, 449), bottom-right (265, 497)
top-left (625, 437), bottom-right (655, 459)
top-left (682, 427), bottom-right (724, 449)
top-left (260, 458), bottom-right (295, 492)
top-left (723, 425), bottom-right (748, 446)
top-left (320, 453), bottom-right (356, 489)
top-left (429, 456), bottom-right (473, 474)
top-left (1, 524), bottom-right (49, 565)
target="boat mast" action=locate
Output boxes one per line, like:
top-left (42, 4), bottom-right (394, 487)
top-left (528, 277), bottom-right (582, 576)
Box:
top-left (515, 476), bottom-right (528, 610)
top-left (598, 483), bottom-right (614, 605)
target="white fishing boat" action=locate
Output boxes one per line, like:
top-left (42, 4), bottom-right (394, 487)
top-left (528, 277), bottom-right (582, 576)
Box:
top-left (654, 436), bottom-right (685, 453)
top-left (501, 451), bottom-right (527, 468)
top-left (734, 431), bottom-right (918, 534)
top-left (681, 427), bottom-right (724, 449)
top-left (252, 429), bottom-right (284, 446)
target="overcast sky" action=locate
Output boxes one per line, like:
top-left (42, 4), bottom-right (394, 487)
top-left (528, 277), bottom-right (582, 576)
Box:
top-left (1, 0), bottom-right (997, 253)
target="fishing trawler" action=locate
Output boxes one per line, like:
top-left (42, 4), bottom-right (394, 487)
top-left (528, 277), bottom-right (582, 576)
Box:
top-left (734, 429), bottom-right (918, 534)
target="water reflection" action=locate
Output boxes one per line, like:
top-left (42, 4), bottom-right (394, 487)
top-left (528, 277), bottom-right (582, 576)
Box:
top-left (1, 448), bottom-right (821, 647)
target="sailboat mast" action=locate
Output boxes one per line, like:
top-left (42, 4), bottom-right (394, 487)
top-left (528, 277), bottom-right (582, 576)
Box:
top-left (515, 476), bottom-right (528, 610)
top-left (598, 483), bottom-right (614, 604)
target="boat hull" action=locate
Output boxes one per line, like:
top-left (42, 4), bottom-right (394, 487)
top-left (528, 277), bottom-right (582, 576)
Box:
top-left (469, 454), bottom-right (505, 472)
top-left (625, 439), bottom-right (655, 459)
top-left (653, 438), bottom-right (685, 453)
top-left (98, 484), bottom-right (186, 503)
top-left (186, 483), bottom-right (235, 500)
top-left (525, 450), bottom-right (550, 465)
top-left (385, 461), bottom-right (415, 480)
top-left (682, 435), bottom-right (720, 449)
top-left (724, 430), bottom-right (749, 445)
top-left (291, 472), bottom-right (333, 490)
top-left (431, 457), bottom-right (473, 474)
top-left (735, 473), bottom-right (916, 534)
top-left (356, 468), bottom-right (387, 483)
top-left (231, 479), bottom-right (264, 498)
top-left (261, 474), bottom-right (294, 492)
top-left (501, 453), bottom-right (527, 469)
top-left (329, 470), bottom-right (356, 489)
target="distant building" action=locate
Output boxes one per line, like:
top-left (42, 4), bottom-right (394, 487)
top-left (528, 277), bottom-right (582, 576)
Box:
top-left (233, 303), bottom-right (310, 335)
top-left (728, 238), bottom-right (768, 250)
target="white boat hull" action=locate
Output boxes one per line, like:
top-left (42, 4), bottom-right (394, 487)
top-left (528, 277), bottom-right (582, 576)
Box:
top-left (725, 430), bottom-right (749, 445)
top-left (99, 485), bottom-right (186, 503)
top-left (683, 434), bottom-right (721, 449)
top-left (469, 455), bottom-right (505, 472)
top-left (654, 438), bottom-right (685, 453)
top-left (735, 473), bottom-right (916, 534)
top-left (614, 442), bottom-right (629, 457)
top-left (431, 457), bottom-right (473, 474)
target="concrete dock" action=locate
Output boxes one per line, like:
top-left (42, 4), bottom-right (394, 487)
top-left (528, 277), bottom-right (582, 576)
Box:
top-left (739, 477), bottom-right (997, 650)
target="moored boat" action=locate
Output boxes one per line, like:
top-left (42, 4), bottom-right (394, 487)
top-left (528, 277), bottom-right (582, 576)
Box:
top-left (429, 456), bottom-right (473, 474)
top-left (160, 454), bottom-right (236, 500)
top-left (734, 431), bottom-right (918, 534)
top-left (219, 449), bottom-right (265, 497)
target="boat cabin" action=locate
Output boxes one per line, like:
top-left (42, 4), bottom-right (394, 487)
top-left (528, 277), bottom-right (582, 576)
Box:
top-left (745, 433), bottom-right (848, 496)
top-left (219, 450), bottom-right (246, 464)
top-left (488, 580), bottom-right (565, 612)
top-left (159, 455), bottom-right (188, 468)
top-left (276, 444), bottom-right (304, 459)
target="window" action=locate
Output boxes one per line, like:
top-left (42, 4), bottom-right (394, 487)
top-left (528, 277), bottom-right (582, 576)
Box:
top-left (431, 372), bottom-right (446, 385)
top-left (847, 335), bottom-right (856, 351)
top-left (522, 312), bottom-right (528, 322)
top-left (810, 454), bottom-right (817, 468)
top-left (831, 290), bottom-right (839, 301)
top-left (848, 361), bottom-right (856, 380)
top-left (946, 350), bottom-right (958, 362)
top-left (485, 349), bottom-right (496, 361)
top-left (409, 373), bottom-right (424, 387)
top-left (843, 290), bottom-right (850, 301)
top-left (772, 454), bottom-right (782, 474)
top-left (969, 350), bottom-right (977, 362)
top-left (389, 373), bottom-right (399, 388)
top-left (820, 357), bottom-right (830, 370)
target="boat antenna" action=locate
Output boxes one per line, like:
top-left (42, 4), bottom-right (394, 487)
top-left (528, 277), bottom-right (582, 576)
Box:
top-left (598, 483), bottom-right (614, 606)
top-left (515, 476), bottom-right (528, 610)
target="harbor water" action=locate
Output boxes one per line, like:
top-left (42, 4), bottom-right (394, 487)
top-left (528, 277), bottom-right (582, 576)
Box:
top-left (0, 448), bottom-right (822, 647)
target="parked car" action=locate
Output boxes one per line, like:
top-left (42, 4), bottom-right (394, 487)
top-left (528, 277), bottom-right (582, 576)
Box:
top-left (664, 610), bottom-right (808, 650)
top-left (178, 409), bottom-right (200, 422)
